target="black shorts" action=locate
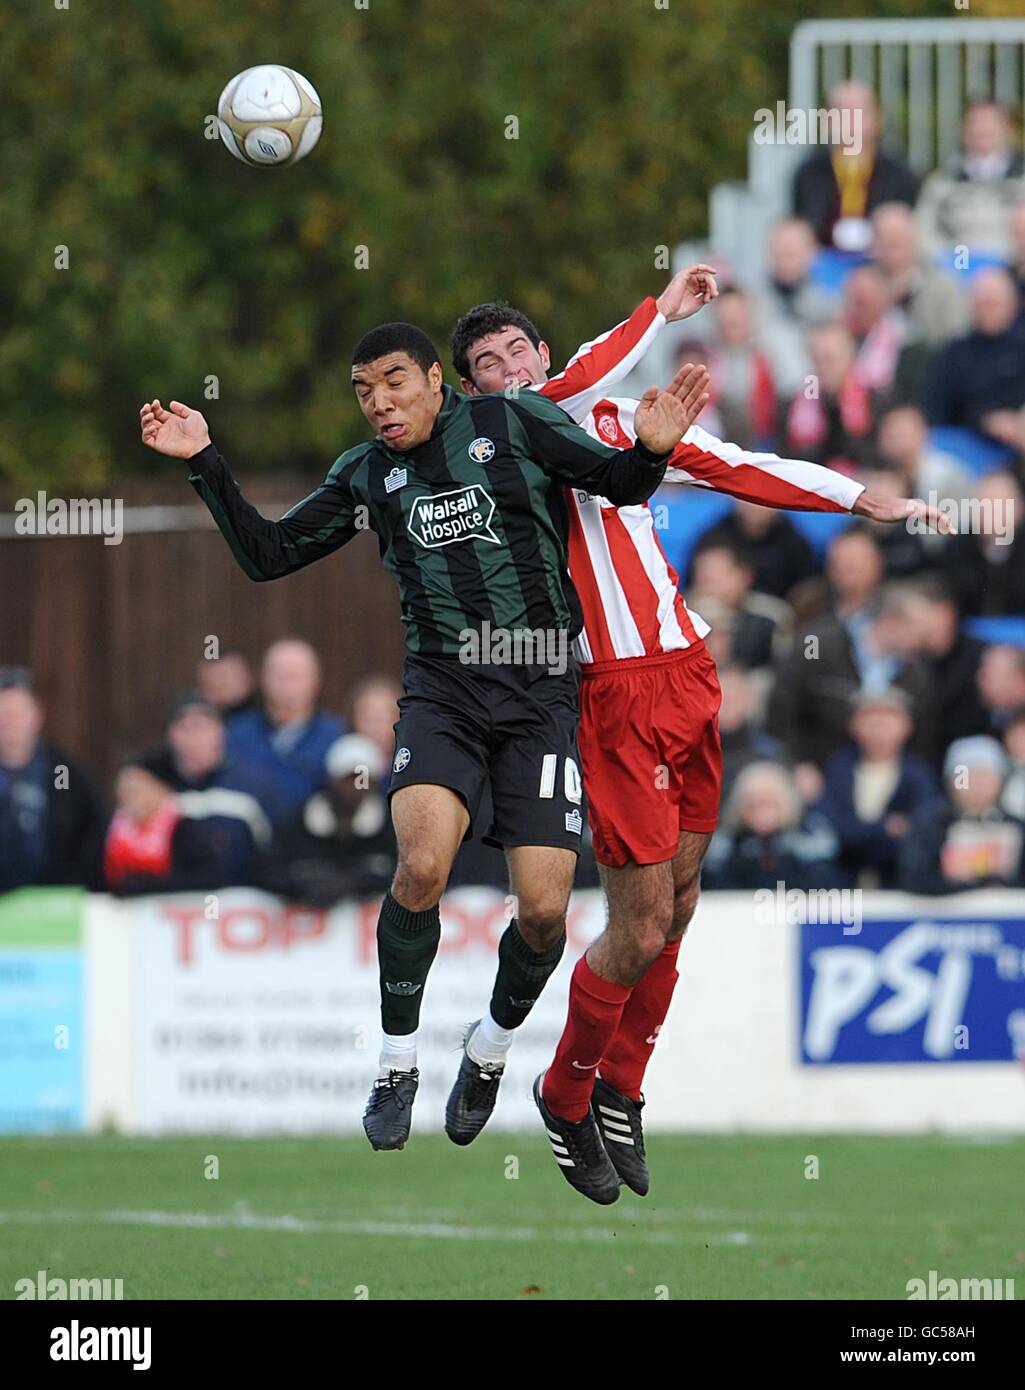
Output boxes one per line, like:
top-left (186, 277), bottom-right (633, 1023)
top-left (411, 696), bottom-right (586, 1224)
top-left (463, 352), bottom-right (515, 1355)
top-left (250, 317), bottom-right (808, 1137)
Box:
top-left (388, 654), bottom-right (585, 854)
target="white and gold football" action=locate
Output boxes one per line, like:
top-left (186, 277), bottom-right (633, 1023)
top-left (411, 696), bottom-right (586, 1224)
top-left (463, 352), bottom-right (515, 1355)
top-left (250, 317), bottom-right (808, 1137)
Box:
top-left (216, 65), bottom-right (322, 168)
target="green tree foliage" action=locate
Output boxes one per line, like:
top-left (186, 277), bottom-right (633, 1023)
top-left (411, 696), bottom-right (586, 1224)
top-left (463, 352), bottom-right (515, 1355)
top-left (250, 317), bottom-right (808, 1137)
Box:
top-left (2, 0), bottom-right (938, 487)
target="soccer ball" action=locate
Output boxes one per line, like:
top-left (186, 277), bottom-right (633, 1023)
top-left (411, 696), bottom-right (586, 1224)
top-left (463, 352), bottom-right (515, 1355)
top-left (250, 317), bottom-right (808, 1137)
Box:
top-left (217, 65), bottom-right (322, 167)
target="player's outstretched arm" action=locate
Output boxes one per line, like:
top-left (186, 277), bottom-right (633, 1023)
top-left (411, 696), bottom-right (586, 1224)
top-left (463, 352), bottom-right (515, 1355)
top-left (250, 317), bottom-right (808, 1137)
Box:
top-left (656, 420), bottom-right (956, 534)
top-left (543, 265), bottom-right (718, 424)
top-left (509, 364), bottom-right (709, 506)
top-left (850, 491), bottom-right (956, 534)
top-left (139, 399), bottom-right (363, 581)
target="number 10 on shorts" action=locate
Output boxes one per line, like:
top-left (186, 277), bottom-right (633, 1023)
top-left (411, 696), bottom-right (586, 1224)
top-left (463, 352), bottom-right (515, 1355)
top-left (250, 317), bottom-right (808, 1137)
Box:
top-left (539, 754), bottom-right (582, 804)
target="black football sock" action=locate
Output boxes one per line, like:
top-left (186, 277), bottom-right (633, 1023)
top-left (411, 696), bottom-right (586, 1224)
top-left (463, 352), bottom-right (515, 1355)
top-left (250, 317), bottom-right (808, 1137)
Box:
top-left (489, 919), bottom-right (566, 1029)
top-left (377, 892), bottom-right (442, 1036)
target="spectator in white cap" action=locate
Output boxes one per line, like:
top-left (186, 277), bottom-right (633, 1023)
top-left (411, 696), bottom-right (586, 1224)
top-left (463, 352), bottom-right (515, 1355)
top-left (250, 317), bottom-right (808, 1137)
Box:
top-left (900, 734), bottom-right (1025, 893)
top-left (260, 734), bottom-right (396, 906)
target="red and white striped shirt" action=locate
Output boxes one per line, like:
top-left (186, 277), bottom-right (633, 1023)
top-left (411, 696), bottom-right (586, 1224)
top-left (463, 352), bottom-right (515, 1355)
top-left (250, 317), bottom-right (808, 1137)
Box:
top-left (538, 297), bottom-right (866, 666)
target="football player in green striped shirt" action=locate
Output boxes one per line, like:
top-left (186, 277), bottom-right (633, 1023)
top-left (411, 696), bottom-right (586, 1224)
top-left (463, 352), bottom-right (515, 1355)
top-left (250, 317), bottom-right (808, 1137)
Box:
top-left (139, 321), bottom-right (708, 1154)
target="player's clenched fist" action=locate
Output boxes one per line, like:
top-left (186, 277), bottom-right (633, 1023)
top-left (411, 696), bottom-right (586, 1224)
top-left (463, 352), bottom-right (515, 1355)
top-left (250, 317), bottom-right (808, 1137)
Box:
top-left (139, 399), bottom-right (212, 459)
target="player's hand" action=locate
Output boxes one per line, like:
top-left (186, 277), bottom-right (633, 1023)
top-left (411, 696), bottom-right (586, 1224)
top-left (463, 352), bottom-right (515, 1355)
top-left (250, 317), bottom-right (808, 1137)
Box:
top-left (852, 489), bottom-right (956, 535)
top-left (634, 363), bottom-right (710, 455)
top-left (139, 399), bottom-right (212, 459)
top-left (657, 263), bottom-right (719, 322)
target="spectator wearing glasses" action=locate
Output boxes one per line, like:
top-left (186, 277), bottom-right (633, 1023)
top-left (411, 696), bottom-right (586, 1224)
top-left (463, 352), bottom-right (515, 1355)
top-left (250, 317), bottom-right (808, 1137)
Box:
top-left (0, 667), bottom-right (105, 892)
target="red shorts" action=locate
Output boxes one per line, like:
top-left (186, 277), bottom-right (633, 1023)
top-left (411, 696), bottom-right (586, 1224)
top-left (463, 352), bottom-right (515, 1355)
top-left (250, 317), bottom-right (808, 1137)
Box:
top-left (579, 644), bottom-right (723, 867)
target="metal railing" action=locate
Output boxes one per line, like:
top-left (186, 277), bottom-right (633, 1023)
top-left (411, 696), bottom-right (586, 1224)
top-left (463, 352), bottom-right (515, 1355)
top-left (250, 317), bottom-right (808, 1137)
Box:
top-left (790, 17), bottom-right (1025, 174)
top-left (705, 17), bottom-right (1025, 286)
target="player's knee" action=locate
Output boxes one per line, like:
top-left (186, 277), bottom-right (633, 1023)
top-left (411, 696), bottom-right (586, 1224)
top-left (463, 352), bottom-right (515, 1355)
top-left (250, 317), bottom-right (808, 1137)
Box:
top-left (609, 903), bottom-right (672, 973)
top-left (669, 873), bottom-right (701, 942)
top-left (516, 899), bottom-right (568, 949)
top-left (393, 849), bottom-right (448, 911)
top-left (616, 925), bottom-right (668, 980)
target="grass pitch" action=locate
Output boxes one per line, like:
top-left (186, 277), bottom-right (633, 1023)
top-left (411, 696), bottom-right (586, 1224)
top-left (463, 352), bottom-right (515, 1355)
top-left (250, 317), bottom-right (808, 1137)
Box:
top-left (0, 1133), bottom-right (1021, 1300)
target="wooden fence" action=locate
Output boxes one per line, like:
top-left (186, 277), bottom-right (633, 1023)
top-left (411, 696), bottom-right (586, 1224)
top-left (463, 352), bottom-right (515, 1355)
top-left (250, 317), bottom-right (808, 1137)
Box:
top-left (0, 475), bottom-right (406, 797)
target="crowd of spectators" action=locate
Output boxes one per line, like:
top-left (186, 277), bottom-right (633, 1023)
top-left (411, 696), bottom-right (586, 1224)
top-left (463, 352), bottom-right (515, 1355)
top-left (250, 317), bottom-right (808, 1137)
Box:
top-left (643, 81), bottom-right (1025, 895)
top-left (3, 83), bottom-right (1024, 903)
top-left (4, 552), bottom-right (1023, 903)
top-left (0, 648), bottom-right (403, 906)
top-left (0, 641), bottom-right (560, 904)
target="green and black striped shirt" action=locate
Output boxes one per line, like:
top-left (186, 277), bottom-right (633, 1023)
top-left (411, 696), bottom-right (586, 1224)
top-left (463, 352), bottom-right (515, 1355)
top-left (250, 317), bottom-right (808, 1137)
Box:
top-left (188, 384), bottom-right (668, 655)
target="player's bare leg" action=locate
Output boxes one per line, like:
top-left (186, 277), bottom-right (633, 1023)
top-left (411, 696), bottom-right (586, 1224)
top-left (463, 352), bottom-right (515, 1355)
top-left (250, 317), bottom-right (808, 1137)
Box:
top-left (534, 855), bottom-right (670, 1202)
top-left (363, 784), bottom-right (468, 1151)
top-left (446, 845), bottom-right (574, 1145)
top-left (601, 829), bottom-right (712, 1073)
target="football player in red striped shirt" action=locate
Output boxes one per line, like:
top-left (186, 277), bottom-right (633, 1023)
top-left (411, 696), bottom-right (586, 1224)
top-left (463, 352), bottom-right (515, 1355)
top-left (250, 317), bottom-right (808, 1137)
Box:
top-left (446, 271), bottom-right (952, 1203)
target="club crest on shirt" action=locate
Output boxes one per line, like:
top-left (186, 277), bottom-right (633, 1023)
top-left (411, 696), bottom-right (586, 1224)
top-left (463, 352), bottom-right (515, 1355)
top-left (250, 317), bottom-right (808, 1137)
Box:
top-left (467, 436), bottom-right (496, 463)
top-left (595, 411), bottom-right (621, 444)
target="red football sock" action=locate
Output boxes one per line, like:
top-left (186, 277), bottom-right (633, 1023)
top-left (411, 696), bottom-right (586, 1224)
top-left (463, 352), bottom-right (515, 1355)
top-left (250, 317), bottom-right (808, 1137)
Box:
top-left (542, 954), bottom-right (633, 1122)
top-left (599, 939), bottom-right (681, 1101)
